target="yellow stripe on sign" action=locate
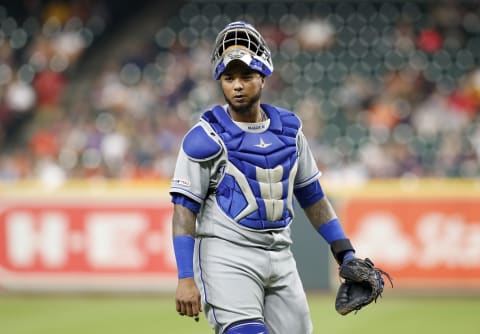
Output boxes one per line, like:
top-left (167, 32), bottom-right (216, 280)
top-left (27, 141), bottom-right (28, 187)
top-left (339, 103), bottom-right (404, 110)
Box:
top-left (2, 178), bottom-right (480, 200)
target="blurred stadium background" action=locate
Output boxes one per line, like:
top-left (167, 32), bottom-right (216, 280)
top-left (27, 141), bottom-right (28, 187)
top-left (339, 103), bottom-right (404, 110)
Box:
top-left (1, 0), bottom-right (480, 333)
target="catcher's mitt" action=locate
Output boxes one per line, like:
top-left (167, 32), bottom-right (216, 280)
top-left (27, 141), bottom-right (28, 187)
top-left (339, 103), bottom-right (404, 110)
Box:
top-left (335, 258), bottom-right (392, 315)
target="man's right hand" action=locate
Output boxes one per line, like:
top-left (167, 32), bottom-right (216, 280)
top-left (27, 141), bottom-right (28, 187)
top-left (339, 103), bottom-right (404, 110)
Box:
top-left (175, 277), bottom-right (202, 321)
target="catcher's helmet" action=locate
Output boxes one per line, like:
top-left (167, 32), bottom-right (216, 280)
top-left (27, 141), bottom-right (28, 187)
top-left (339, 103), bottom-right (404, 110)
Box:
top-left (212, 21), bottom-right (273, 80)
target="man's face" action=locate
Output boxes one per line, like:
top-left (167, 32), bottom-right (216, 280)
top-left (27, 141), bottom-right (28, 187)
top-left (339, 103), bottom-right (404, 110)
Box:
top-left (220, 61), bottom-right (265, 115)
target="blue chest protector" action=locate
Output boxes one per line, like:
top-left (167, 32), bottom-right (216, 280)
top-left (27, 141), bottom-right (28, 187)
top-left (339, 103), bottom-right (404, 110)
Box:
top-left (202, 104), bottom-right (301, 230)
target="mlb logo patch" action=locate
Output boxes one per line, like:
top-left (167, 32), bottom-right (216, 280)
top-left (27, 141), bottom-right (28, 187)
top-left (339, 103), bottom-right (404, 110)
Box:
top-left (173, 178), bottom-right (191, 187)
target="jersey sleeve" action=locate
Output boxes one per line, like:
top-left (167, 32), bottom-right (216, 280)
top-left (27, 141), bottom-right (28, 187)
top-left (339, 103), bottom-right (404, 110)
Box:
top-left (294, 129), bottom-right (321, 189)
top-left (169, 147), bottom-right (212, 205)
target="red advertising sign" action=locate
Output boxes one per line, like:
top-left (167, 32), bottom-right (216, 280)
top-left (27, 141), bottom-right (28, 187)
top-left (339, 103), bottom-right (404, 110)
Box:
top-left (0, 202), bottom-right (177, 291)
top-left (341, 199), bottom-right (480, 288)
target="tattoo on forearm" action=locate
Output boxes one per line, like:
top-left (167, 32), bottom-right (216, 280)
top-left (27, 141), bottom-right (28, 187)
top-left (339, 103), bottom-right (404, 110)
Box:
top-left (304, 197), bottom-right (337, 229)
top-left (172, 204), bottom-right (197, 237)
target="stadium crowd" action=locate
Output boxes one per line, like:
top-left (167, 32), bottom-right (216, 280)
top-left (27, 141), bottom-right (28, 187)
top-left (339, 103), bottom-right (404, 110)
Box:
top-left (0, 1), bottom-right (479, 184)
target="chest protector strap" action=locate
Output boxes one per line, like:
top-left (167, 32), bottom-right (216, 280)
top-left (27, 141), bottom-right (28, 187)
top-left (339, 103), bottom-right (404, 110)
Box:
top-left (202, 104), bottom-right (301, 230)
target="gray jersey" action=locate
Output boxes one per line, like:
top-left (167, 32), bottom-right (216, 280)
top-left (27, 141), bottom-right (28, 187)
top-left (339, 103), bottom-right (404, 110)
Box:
top-left (170, 105), bottom-right (320, 250)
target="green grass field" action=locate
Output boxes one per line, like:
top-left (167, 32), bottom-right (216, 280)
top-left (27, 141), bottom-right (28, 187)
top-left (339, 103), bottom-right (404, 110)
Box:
top-left (1, 294), bottom-right (479, 334)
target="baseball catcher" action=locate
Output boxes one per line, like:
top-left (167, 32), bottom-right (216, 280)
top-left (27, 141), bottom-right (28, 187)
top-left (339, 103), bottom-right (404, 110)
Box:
top-left (171, 20), bottom-right (392, 333)
top-left (334, 256), bottom-right (393, 315)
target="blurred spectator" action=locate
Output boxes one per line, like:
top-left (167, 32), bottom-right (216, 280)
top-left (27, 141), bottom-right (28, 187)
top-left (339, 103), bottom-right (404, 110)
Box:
top-left (297, 19), bottom-right (335, 51)
top-left (5, 76), bottom-right (36, 113)
top-left (417, 28), bottom-right (443, 53)
top-left (33, 68), bottom-right (66, 107)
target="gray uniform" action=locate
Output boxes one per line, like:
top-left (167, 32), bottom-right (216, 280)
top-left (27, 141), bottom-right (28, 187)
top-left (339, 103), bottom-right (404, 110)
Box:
top-left (170, 104), bottom-right (319, 333)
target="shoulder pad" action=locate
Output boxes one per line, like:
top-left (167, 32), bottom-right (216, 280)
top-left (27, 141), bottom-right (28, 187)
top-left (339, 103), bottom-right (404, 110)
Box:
top-left (278, 108), bottom-right (301, 130)
top-left (182, 125), bottom-right (222, 162)
top-left (261, 104), bottom-right (301, 134)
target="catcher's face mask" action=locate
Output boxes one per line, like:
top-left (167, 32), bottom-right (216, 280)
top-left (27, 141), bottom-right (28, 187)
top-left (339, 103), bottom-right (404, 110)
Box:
top-left (212, 21), bottom-right (273, 80)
